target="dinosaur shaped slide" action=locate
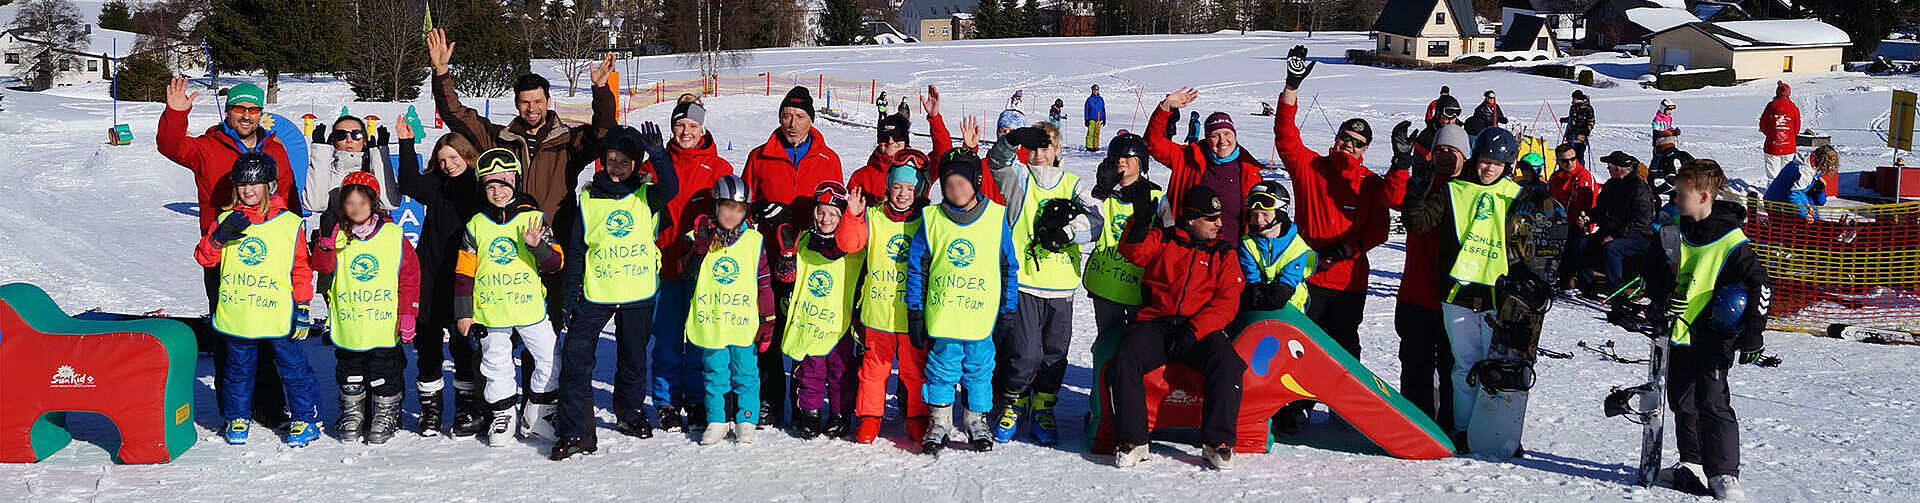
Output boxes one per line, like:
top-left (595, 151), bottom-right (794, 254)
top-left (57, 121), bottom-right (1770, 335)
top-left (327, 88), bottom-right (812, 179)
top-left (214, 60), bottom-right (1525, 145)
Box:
top-left (0, 283), bottom-right (199, 464)
top-left (1088, 307), bottom-right (1455, 460)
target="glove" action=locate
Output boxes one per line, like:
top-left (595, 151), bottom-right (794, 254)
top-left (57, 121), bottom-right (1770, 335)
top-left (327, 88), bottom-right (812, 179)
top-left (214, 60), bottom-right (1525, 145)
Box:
top-left (1738, 347), bottom-right (1766, 366)
top-left (639, 121), bottom-right (666, 151)
top-left (1315, 242), bottom-right (1354, 264)
top-left (691, 214), bottom-right (718, 252)
top-left (1165, 319), bottom-right (1197, 356)
top-left (772, 223), bottom-right (798, 284)
top-left (212, 211), bottom-right (252, 245)
top-left (1093, 158), bottom-right (1120, 199)
top-left (908, 309), bottom-right (930, 350)
top-left (1390, 120), bottom-right (1417, 167)
top-left (1248, 282), bottom-right (1295, 312)
top-left (1284, 45), bottom-right (1315, 90)
top-left (398, 316), bottom-right (417, 344)
top-left (752, 201), bottom-right (790, 228)
top-left (314, 235), bottom-right (337, 254)
top-left (1004, 126), bottom-right (1052, 150)
top-left (1668, 127), bottom-right (1681, 137)
top-left (1120, 181), bottom-right (1156, 209)
top-left (755, 321), bottom-right (776, 353)
top-left (1644, 308), bottom-right (1673, 341)
top-left (291, 302), bottom-right (313, 340)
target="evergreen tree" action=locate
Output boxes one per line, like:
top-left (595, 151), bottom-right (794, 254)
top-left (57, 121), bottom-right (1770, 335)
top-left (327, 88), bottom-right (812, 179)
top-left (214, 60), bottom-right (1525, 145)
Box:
top-left (817, 0), bottom-right (865, 45)
top-left (436, 0), bottom-right (529, 98)
top-left (98, 0), bottom-right (135, 32)
top-left (204, 0), bottom-right (349, 103)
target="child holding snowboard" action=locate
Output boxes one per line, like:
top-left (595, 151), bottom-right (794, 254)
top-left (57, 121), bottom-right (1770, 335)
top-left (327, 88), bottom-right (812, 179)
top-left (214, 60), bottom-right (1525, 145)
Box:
top-left (454, 148), bottom-right (566, 447)
top-left (782, 181), bottom-right (864, 439)
top-left (679, 175), bottom-right (778, 445)
top-left (195, 152), bottom-right (324, 447)
top-left (310, 171), bottom-right (421, 445)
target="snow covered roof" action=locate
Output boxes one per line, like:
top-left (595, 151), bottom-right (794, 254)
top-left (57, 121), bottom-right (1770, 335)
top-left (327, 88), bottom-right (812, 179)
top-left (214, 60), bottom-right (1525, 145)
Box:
top-left (1647, 0), bottom-right (1686, 8)
top-left (1623, 7), bottom-right (1698, 34)
top-left (1374, 0), bottom-right (1487, 38)
top-left (1656, 19), bottom-right (1852, 50)
top-left (5, 25), bottom-right (140, 58)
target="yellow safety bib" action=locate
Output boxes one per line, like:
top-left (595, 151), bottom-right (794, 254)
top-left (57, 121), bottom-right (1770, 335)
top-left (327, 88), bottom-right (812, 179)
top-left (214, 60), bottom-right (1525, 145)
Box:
top-left (1083, 190), bottom-right (1158, 306)
top-left (328, 222), bottom-right (404, 351)
top-left (1241, 232), bottom-right (1318, 311)
top-left (860, 208), bottom-right (921, 334)
top-left (1669, 228), bottom-right (1748, 347)
top-left (782, 233), bottom-right (862, 359)
top-left (579, 191), bottom-right (661, 304)
top-left (1013, 171), bottom-right (1083, 291)
top-left (467, 212), bottom-right (548, 328)
top-left (213, 210), bottom-right (304, 339)
top-left (688, 229), bottom-right (764, 349)
top-left (1447, 178), bottom-right (1522, 287)
top-left (924, 202), bottom-right (1007, 341)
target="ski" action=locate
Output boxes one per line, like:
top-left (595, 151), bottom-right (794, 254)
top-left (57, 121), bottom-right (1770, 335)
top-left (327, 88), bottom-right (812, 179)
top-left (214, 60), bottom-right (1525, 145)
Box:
top-left (1579, 340), bottom-right (1648, 364)
top-left (1826, 324), bottom-right (1920, 345)
top-left (1537, 347), bottom-right (1573, 360)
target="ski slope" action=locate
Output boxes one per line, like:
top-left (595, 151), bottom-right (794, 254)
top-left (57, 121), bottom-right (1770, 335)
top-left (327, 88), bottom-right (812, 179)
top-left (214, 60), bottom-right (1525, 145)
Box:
top-left (2, 32), bottom-right (1917, 502)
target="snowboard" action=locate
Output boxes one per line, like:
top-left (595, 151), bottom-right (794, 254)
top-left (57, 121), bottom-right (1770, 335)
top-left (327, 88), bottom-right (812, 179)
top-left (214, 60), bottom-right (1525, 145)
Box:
top-left (1605, 223), bottom-right (1685, 487)
top-left (1465, 185), bottom-right (1565, 459)
top-left (1827, 324), bottom-right (1919, 345)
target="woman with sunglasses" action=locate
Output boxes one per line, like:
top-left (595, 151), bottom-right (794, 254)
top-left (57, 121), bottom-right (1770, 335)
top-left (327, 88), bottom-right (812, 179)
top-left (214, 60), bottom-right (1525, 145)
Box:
top-left (306, 114), bottom-right (403, 241)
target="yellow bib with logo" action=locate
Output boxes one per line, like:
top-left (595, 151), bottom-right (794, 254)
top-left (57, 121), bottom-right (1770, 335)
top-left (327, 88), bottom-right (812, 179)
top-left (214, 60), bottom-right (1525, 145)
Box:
top-left (688, 229), bottom-right (764, 350)
top-left (1447, 179), bottom-right (1522, 288)
top-left (328, 222), bottom-right (404, 351)
top-left (860, 208), bottom-right (921, 334)
top-left (924, 202), bottom-right (1007, 341)
top-left (1013, 172), bottom-right (1083, 291)
top-left (1669, 228), bottom-right (1748, 347)
top-left (782, 233), bottom-right (862, 359)
top-left (467, 212), bottom-right (548, 328)
top-left (579, 191), bottom-right (661, 304)
top-left (213, 210), bottom-right (303, 339)
top-left (1083, 191), bottom-right (1158, 306)
top-left (1242, 232), bottom-right (1318, 311)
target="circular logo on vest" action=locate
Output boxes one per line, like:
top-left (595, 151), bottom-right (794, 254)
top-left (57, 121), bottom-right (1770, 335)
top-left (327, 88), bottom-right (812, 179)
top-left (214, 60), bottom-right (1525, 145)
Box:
top-left (806, 269), bottom-right (833, 298)
top-left (606, 209), bottom-right (635, 238)
top-left (1112, 213), bottom-right (1130, 234)
top-left (349, 253), bottom-right (380, 282)
top-left (886, 234), bottom-right (911, 263)
top-left (488, 236), bottom-right (519, 265)
top-left (1474, 193), bottom-right (1497, 221)
top-left (237, 236), bottom-right (269, 266)
top-left (713, 256), bottom-right (741, 285)
top-left (946, 238), bottom-right (976, 268)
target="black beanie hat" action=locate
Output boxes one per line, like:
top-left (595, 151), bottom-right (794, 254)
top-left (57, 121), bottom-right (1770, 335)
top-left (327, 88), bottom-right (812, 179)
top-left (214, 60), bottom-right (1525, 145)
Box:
top-left (1178, 185), bottom-right (1224, 221)
top-left (1340, 118), bottom-right (1373, 145)
top-left (939, 150), bottom-right (982, 190)
top-left (782, 86), bottom-right (816, 120)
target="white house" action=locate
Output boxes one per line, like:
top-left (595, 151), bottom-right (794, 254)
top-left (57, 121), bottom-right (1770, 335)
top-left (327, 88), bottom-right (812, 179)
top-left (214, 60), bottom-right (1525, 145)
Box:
top-left (1649, 19), bottom-right (1851, 80)
top-left (1, 24), bottom-right (144, 88)
top-left (1372, 0), bottom-right (1497, 64)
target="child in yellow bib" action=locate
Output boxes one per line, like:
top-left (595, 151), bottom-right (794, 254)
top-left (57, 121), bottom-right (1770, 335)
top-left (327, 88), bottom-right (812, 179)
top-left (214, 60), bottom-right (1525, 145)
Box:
top-left (309, 172), bottom-right (421, 445)
top-left (679, 175), bottom-right (777, 445)
top-left (192, 152), bottom-right (324, 448)
top-left (453, 148), bottom-right (566, 448)
top-left (782, 181), bottom-right (864, 439)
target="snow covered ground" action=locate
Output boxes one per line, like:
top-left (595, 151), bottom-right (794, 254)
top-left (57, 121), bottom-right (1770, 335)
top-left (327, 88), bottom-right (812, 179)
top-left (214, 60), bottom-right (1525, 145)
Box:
top-left (2, 31), bottom-right (1917, 501)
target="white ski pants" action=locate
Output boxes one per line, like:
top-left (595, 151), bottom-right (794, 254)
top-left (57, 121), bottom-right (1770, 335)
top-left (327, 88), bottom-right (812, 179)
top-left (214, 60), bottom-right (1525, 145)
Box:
top-left (1443, 303), bottom-right (1495, 434)
top-left (478, 320), bottom-right (561, 404)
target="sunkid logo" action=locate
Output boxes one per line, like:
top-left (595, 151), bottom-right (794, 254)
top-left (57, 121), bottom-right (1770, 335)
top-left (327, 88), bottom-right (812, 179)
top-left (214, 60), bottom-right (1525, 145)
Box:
top-left (488, 236), bottom-right (519, 265)
top-left (806, 269), bottom-right (833, 298)
top-left (1112, 213), bottom-right (1130, 233)
top-left (1473, 193), bottom-right (1497, 221)
top-left (605, 209), bottom-right (635, 238)
top-left (886, 234), bottom-right (911, 263)
top-left (712, 256), bottom-right (741, 285)
top-left (946, 238), bottom-right (976, 268)
top-left (349, 254), bottom-right (380, 282)
top-left (236, 236), bottom-right (269, 266)
top-left (49, 365), bottom-right (96, 388)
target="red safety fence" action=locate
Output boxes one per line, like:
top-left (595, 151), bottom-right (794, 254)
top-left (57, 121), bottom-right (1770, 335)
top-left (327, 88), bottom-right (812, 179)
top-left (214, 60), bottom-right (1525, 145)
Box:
top-left (1737, 192), bottom-right (1920, 334)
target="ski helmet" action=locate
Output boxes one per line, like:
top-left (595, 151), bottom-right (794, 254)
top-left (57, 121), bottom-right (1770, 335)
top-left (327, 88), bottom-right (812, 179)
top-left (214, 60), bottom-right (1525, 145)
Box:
top-left (1247, 180), bottom-right (1289, 212)
top-left (1706, 284), bottom-right (1747, 335)
top-left (1106, 133), bottom-right (1150, 168)
top-left (713, 175), bottom-right (750, 205)
top-left (342, 171), bottom-right (380, 200)
top-left (1661, 99), bottom-right (1675, 110)
top-left (230, 152), bottom-right (278, 184)
top-left (1473, 127), bottom-right (1520, 165)
top-left (602, 125), bottom-right (646, 161)
top-left (475, 148), bottom-right (521, 189)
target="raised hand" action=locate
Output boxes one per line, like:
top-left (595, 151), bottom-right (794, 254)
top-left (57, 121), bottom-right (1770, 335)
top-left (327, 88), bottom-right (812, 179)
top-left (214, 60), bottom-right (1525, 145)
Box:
top-left (165, 76), bottom-right (198, 112)
top-left (962, 115), bottom-right (981, 149)
top-left (1285, 45), bottom-right (1315, 90)
top-left (523, 216), bottom-right (547, 246)
top-left (921, 85), bottom-right (942, 118)
top-left (847, 186), bottom-right (868, 216)
top-left (1390, 120), bottom-right (1415, 165)
top-left (397, 112), bottom-right (416, 141)
top-left (1161, 87), bottom-right (1198, 111)
top-left (591, 52), bottom-right (616, 88)
top-left (427, 28), bottom-right (455, 75)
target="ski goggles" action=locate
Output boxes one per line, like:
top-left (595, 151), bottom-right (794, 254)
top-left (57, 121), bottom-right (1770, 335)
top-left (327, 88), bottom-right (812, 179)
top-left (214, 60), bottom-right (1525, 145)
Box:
top-left (227, 105), bottom-right (264, 117)
top-left (1439, 106), bottom-right (1462, 119)
top-left (1247, 191), bottom-right (1287, 212)
top-left (813, 182), bottom-right (849, 208)
top-left (329, 129), bottom-right (367, 143)
top-left (878, 129), bottom-right (909, 144)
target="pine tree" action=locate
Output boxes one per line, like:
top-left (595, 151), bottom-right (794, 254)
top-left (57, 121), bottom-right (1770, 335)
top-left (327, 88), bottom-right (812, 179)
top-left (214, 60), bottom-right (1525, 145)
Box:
top-left (98, 0), bottom-right (135, 32)
top-left (817, 0), bottom-right (865, 45)
top-left (204, 0), bottom-right (349, 103)
top-left (436, 0), bottom-right (529, 98)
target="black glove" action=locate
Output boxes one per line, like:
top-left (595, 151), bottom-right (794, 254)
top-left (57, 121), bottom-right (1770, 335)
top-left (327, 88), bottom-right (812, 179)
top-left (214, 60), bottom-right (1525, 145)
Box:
top-left (1285, 45), bottom-right (1315, 90)
top-left (1315, 242), bottom-right (1353, 264)
top-left (1247, 282), bottom-right (1296, 312)
top-left (1738, 347), bottom-right (1766, 366)
top-left (1005, 126), bottom-right (1051, 150)
top-left (212, 211), bottom-right (252, 245)
top-left (1092, 158), bottom-right (1120, 199)
top-left (908, 309), bottom-right (930, 350)
top-left (639, 121), bottom-right (666, 151)
top-left (1644, 308), bottom-right (1673, 341)
top-left (752, 201), bottom-right (790, 228)
top-left (1165, 319), bottom-right (1197, 356)
top-left (1390, 120), bottom-right (1416, 168)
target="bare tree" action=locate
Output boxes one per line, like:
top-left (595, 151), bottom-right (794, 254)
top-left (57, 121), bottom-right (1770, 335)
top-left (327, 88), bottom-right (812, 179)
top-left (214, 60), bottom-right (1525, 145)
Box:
top-left (130, 0), bottom-right (211, 74)
top-left (544, 2), bottom-right (603, 96)
top-left (7, 0), bottom-right (88, 90)
top-left (343, 0), bottom-right (427, 101)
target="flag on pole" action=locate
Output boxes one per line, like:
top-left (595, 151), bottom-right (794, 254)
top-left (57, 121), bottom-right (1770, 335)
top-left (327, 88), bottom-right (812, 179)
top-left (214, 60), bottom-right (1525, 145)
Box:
top-left (421, 0), bottom-right (434, 39)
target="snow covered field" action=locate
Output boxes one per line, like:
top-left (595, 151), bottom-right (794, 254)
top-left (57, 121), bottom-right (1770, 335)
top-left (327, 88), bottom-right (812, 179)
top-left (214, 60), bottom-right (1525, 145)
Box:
top-left (2, 32), bottom-right (1917, 502)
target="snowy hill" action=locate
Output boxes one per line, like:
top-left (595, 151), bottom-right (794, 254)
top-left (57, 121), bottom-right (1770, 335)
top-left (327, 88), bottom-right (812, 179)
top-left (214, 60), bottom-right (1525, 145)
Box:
top-left (2, 31), bottom-right (1917, 501)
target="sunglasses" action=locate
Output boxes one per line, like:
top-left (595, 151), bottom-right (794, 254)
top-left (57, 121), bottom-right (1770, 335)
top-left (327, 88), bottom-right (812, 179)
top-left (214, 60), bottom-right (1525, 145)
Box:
top-left (1193, 215), bottom-right (1222, 223)
top-left (1338, 134), bottom-right (1369, 149)
top-left (228, 105), bottom-right (263, 116)
top-left (1557, 156), bottom-right (1578, 163)
top-left (879, 131), bottom-right (908, 144)
top-left (329, 129), bottom-right (367, 143)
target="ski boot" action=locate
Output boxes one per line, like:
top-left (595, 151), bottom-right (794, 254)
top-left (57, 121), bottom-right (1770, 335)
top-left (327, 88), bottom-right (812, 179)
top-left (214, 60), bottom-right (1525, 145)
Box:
top-left (965, 409), bottom-right (994, 451)
top-left (733, 421), bottom-right (758, 444)
top-left (991, 391), bottom-right (1028, 443)
top-left (1030, 392), bottom-right (1059, 446)
top-left (224, 418), bottom-right (251, 445)
top-left (617, 416), bottom-right (654, 439)
top-left (416, 380), bottom-right (444, 437)
top-left (449, 380), bottom-right (488, 437)
top-left (1204, 444), bottom-right (1235, 470)
top-left (795, 408), bottom-right (825, 439)
top-left (1271, 402), bottom-right (1312, 434)
top-left (921, 404), bottom-right (953, 455)
top-left (549, 436), bottom-right (598, 461)
top-left (367, 393), bottom-right (402, 445)
top-left (656, 404), bottom-right (686, 432)
top-left (758, 401), bottom-right (776, 430)
top-left (1710, 475), bottom-right (1745, 501)
top-left (698, 423), bottom-right (731, 445)
top-left (486, 402), bottom-right (519, 447)
top-left (336, 384), bottom-right (368, 443)
top-left (824, 413), bottom-right (850, 439)
top-left (685, 403), bottom-right (709, 431)
top-left (286, 421), bottom-right (322, 448)
top-left (1660, 462), bottom-right (1711, 495)
top-left (1114, 443), bottom-right (1148, 467)
top-left (520, 391), bottom-right (559, 440)
top-left (854, 416), bottom-right (883, 444)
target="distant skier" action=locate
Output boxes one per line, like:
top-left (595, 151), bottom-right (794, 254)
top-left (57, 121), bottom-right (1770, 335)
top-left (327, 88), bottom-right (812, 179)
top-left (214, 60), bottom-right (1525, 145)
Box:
top-left (1084, 85), bottom-right (1106, 152)
top-left (1465, 90), bottom-right (1507, 137)
top-left (1652, 99), bottom-right (1677, 144)
top-left (1562, 91), bottom-right (1595, 164)
top-left (1759, 82), bottom-right (1801, 185)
